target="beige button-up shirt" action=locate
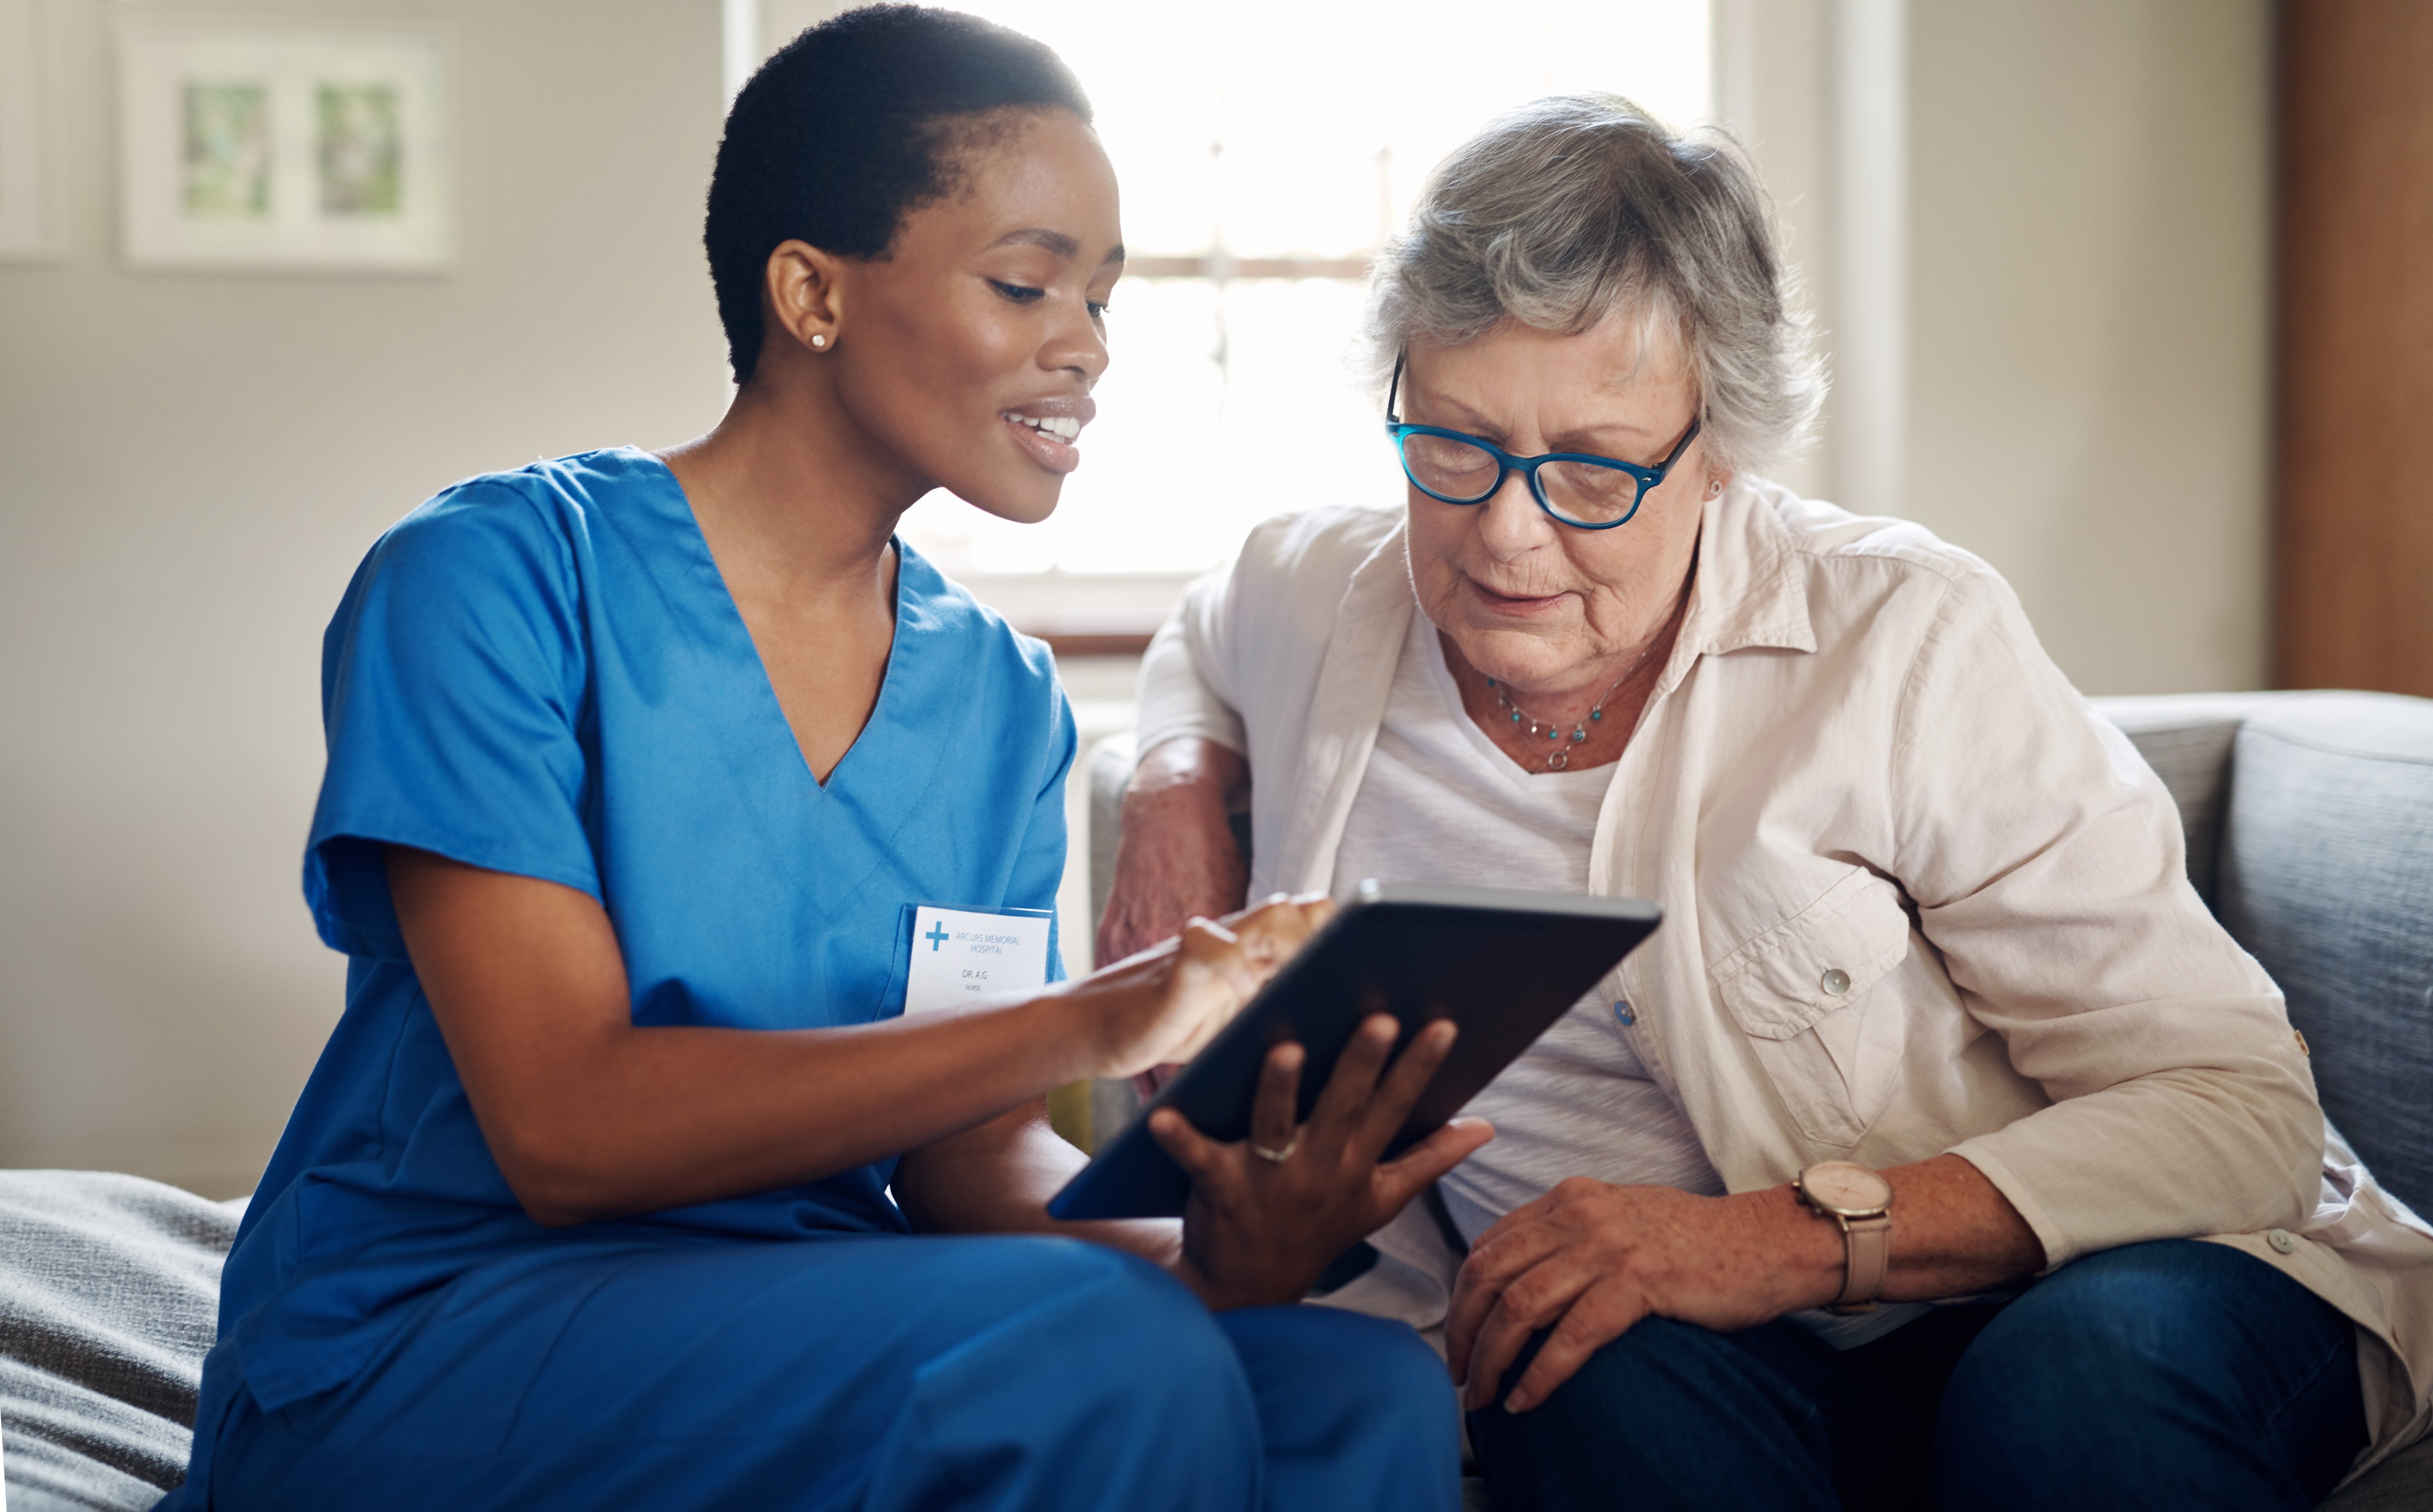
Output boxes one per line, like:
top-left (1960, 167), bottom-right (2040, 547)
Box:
top-left (1135, 480), bottom-right (2433, 1476)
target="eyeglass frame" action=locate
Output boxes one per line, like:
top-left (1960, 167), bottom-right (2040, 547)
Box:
top-left (1383, 350), bottom-right (1702, 530)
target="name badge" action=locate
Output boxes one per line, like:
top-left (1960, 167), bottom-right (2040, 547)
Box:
top-left (904, 903), bottom-right (1053, 1015)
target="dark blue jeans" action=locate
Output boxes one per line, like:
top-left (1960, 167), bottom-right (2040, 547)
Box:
top-left (1469, 1239), bottom-right (2367, 1512)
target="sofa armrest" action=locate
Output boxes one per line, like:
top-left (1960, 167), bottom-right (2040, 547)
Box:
top-left (1085, 731), bottom-right (1139, 948)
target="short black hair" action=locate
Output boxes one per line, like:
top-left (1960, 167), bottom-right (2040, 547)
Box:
top-left (705, 5), bottom-right (1093, 383)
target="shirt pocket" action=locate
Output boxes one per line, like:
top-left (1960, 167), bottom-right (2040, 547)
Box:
top-left (1710, 868), bottom-right (1915, 1148)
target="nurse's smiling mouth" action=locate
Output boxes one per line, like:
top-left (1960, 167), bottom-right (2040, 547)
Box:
top-left (1001, 394), bottom-right (1095, 475)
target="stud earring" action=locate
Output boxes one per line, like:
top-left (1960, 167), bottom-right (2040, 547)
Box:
top-left (810, 333), bottom-right (828, 349)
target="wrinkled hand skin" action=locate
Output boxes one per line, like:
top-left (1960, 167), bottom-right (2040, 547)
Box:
top-left (1446, 1178), bottom-right (1840, 1413)
top-left (1098, 738), bottom-right (1249, 969)
top-left (1097, 739), bottom-right (1255, 1098)
top-left (1446, 1155), bottom-right (2044, 1414)
top-left (1149, 1015), bottom-right (1496, 1311)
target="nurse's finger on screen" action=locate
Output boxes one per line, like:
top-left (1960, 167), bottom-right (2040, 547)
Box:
top-left (1249, 1041), bottom-right (1304, 1159)
top-left (1240, 891), bottom-right (1324, 939)
top-left (1225, 898), bottom-right (1319, 974)
top-left (1174, 916), bottom-right (1260, 1000)
top-left (1288, 897), bottom-right (1334, 952)
top-left (1177, 913), bottom-right (1239, 947)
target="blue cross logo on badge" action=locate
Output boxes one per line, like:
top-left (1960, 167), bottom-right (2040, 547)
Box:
top-left (925, 922), bottom-right (951, 952)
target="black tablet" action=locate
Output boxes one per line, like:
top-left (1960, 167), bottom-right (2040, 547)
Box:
top-left (1046, 881), bottom-right (1662, 1221)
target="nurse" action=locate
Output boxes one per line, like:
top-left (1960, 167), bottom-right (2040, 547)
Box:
top-left (163, 8), bottom-right (1489, 1510)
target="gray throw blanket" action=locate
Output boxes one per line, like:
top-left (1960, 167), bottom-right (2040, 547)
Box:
top-left (0, 1172), bottom-right (242, 1512)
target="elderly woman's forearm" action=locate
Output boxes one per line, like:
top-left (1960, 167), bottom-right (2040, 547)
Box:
top-left (1731, 1156), bottom-right (2042, 1315)
top-left (1873, 1153), bottom-right (2046, 1299)
top-left (1128, 735), bottom-right (1247, 803)
top-left (1747, 1154), bottom-right (2048, 1309)
top-left (1099, 738), bottom-right (1252, 964)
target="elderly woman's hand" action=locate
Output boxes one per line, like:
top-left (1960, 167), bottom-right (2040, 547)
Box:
top-left (1447, 1179), bottom-right (1835, 1412)
top-left (1448, 1157), bottom-right (2048, 1413)
top-left (1150, 1014), bottom-right (1496, 1311)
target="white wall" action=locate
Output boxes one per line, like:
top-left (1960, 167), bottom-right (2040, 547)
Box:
top-left (0, 0), bottom-right (728, 1195)
top-left (1721, 0), bottom-right (2271, 696)
top-left (1904, 0), bottom-right (2270, 695)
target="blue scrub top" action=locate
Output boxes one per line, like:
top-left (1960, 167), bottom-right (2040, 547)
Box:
top-left (220, 448), bottom-right (1075, 1412)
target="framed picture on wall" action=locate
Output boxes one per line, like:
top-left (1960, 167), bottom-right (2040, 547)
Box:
top-left (0, 0), bottom-right (66, 259)
top-left (117, 18), bottom-right (452, 271)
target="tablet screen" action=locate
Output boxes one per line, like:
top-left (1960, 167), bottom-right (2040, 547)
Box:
top-left (1048, 882), bottom-right (1661, 1221)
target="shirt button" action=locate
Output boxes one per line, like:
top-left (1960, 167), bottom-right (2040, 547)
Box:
top-left (1821, 968), bottom-right (1852, 995)
top-left (2267, 1228), bottom-right (2297, 1255)
top-left (1612, 999), bottom-right (1636, 1026)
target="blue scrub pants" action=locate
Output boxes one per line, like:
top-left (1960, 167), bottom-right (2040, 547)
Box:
top-left (1468, 1239), bottom-right (2368, 1512)
top-left (175, 1234), bottom-right (1461, 1512)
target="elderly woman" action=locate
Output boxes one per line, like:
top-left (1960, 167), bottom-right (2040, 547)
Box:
top-left (1101, 96), bottom-right (2433, 1511)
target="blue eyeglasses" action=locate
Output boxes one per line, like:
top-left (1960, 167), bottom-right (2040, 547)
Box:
top-left (1384, 351), bottom-right (1701, 529)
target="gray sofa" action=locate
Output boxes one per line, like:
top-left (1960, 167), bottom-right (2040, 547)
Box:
top-left (1084, 690), bottom-right (2433, 1508)
top-left (4, 692), bottom-right (2428, 1509)
top-left (0, 1174), bottom-right (242, 1511)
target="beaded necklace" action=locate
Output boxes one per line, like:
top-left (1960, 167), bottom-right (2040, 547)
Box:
top-left (1484, 632), bottom-right (1668, 772)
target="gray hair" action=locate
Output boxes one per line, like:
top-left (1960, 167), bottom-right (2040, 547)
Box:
top-left (1366, 95), bottom-right (1824, 477)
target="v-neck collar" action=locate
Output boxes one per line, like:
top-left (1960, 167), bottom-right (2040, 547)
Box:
top-left (613, 451), bottom-right (964, 872)
top-left (628, 449), bottom-right (925, 793)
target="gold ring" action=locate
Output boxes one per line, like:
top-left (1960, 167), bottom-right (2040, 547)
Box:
top-left (1251, 1138), bottom-right (1298, 1164)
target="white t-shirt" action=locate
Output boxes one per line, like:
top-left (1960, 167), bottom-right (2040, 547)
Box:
top-left (1328, 607), bottom-right (1932, 1350)
top-left (1329, 608), bottom-right (1728, 1243)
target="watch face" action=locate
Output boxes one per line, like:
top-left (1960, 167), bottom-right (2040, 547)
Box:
top-left (1803, 1162), bottom-right (1893, 1215)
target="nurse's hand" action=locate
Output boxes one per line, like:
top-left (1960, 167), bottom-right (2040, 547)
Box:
top-left (1148, 1014), bottom-right (1496, 1311)
top-left (1080, 893), bottom-right (1333, 1081)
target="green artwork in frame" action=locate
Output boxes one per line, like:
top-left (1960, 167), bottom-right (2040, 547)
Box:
top-left (181, 82), bottom-right (271, 220)
top-left (317, 84), bottom-right (402, 217)
top-left (120, 19), bottom-right (451, 270)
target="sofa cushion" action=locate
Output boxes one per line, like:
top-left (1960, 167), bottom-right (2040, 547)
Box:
top-left (0, 1171), bottom-right (239, 1512)
top-left (2218, 693), bottom-right (2433, 1219)
top-left (1086, 729), bottom-right (1140, 940)
top-left (2323, 1430), bottom-right (2433, 1510)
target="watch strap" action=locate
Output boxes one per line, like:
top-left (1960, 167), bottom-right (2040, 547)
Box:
top-left (1833, 1212), bottom-right (1891, 1312)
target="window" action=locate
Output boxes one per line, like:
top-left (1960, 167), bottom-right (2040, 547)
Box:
top-left (883, 0), bottom-right (1716, 606)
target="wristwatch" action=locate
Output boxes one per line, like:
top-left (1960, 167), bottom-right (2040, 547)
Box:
top-left (1796, 1161), bottom-right (1893, 1314)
